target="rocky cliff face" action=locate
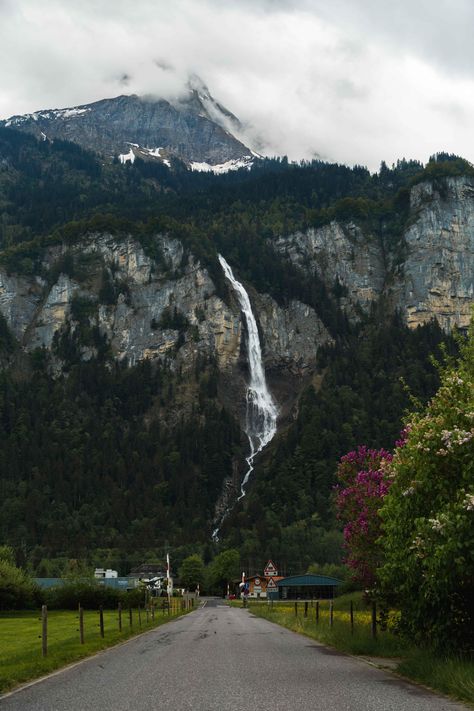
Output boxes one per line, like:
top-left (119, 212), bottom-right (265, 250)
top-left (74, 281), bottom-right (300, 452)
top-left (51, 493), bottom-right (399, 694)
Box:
top-left (2, 88), bottom-right (252, 167)
top-left (274, 176), bottom-right (474, 331)
top-left (0, 176), bottom-right (472, 442)
top-left (394, 176), bottom-right (474, 330)
top-left (274, 222), bottom-right (385, 319)
top-left (0, 233), bottom-right (329, 425)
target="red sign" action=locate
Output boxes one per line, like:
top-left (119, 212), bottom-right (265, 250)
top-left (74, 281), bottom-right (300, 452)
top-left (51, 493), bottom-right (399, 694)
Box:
top-left (264, 560), bottom-right (278, 577)
top-left (266, 577), bottom-right (277, 589)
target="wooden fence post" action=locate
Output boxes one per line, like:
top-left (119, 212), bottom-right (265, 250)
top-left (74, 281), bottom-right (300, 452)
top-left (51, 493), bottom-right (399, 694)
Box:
top-left (138, 605), bottom-right (142, 628)
top-left (151, 601), bottom-right (155, 621)
top-left (79, 604), bottom-right (85, 644)
top-left (350, 600), bottom-right (354, 635)
top-left (371, 601), bottom-right (377, 639)
top-left (99, 606), bottom-right (104, 638)
top-left (316, 600), bottom-right (319, 624)
top-left (329, 600), bottom-right (334, 628)
top-left (41, 604), bottom-right (48, 657)
top-left (294, 601), bottom-right (298, 616)
top-left (304, 601), bottom-right (308, 618)
top-left (129, 607), bottom-right (133, 629)
top-left (118, 602), bottom-right (122, 632)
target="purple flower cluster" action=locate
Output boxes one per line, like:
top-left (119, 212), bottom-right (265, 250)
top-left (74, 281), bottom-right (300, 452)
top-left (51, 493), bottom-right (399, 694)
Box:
top-left (335, 445), bottom-right (393, 586)
top-left (394, 425), bottom-right (411, 449)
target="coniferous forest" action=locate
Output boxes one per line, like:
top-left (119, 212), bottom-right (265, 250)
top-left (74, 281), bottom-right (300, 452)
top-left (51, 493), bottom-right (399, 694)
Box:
top-left (0, 125), bottom-right (467, 574)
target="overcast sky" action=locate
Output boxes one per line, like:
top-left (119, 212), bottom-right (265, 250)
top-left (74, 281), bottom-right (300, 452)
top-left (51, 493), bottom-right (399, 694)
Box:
top-left (1, 0), bottom-right (473, 170)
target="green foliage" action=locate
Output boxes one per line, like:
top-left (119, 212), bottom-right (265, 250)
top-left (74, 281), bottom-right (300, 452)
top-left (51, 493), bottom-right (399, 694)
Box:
top-left (69, 294), bottom-right (96, 322)
top-left (0, 606), bottom-right (188, 694)
top-left (249, 599), bottom-right (474, 706)
top-left (306, 562), bottom-right (350, 580)
top-left (221, 318), bottom-right (454, 566)
top-left (379, 319), bottom-right (474, 654)
top-left (0, 126), bottom-right (470, 577)
top-left (249, 598), bottom-right (410, 658)
top-left (0, 559), bottom-right (39, 610)
top-left (2, 126), bottom-right (471, 330)
top-left (206, 549), bottom-right (240, 593)
top-left (179, 554), bottom-right (205, 591)
top-left (412, 153), bottom-right (474, 184)
top-left (396, 651), bottom-right (474, 706)
top-left (0, 545), bottom-right (16, 565)
top-left (158, 306), bottom-right (189, 331)
top-left (0, 355), bottom-right (241, 559)
top-left (43, 581), bottom-right (146, 610)
top-left (0, 314), bottom-right (15, 355)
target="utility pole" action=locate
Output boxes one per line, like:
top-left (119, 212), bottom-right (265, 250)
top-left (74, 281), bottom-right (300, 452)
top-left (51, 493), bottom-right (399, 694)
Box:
top-left (166, 551), bottom-right (171, 611)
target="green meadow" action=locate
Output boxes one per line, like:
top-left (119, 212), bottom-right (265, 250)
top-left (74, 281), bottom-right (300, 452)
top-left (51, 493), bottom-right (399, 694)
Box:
top-left (0, 605), bottom-right (188, 694)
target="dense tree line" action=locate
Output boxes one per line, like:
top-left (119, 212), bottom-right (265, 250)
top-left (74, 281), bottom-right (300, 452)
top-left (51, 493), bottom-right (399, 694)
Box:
top-left (219, 318), bottom-right (457, 569)
top-left (0, 126), bottom-right (470, 573)
top-left (0, 351), bottom-right (241, 574)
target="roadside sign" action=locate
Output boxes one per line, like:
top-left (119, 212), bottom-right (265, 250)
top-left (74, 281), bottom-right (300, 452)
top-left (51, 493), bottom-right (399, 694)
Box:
top-left (266, 577), bottom-right (277, 590)
top-left (264, 560), bottom-right (278, 577)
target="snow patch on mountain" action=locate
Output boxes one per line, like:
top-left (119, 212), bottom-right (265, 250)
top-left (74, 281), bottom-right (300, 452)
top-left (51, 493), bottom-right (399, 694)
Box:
top-left (119, 147), bottom-right (136, 164)
top-left (6, 107), bottom-right (91, 126)
top-left (190, 156), bottom-right (253, 174)
top-left (140, 146), bottom-right (171, 166)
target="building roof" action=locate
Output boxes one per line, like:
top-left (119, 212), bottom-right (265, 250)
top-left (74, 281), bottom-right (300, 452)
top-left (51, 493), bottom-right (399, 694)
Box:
top-left (129, 564), bottom-right (166, 576)
top-left (277, 574), bottom-right (342, 587)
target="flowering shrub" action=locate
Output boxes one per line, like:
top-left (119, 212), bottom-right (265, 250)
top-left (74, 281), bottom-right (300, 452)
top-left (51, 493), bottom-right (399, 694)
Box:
top-left (335, 446), bottom-right (393, 588)
top-left (378, 320), bottom-right (474, 654)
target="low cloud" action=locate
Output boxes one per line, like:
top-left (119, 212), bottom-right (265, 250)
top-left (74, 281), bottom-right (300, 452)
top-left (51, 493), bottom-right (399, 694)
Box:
top-left (1, 0), bottom-right (474, 170)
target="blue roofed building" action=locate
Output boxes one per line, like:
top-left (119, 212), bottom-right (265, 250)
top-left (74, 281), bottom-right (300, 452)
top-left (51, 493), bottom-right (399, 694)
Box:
top-left (268, 574), bottom-right (342, 600)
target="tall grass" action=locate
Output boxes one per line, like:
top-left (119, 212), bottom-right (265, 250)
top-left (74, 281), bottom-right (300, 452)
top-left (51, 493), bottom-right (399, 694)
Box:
top-left (246, 598), bottom-right (474, 706)
top-left (249, 597), bottom-right (410, 657)
top-left (397, 652), bottom-right (474, 705)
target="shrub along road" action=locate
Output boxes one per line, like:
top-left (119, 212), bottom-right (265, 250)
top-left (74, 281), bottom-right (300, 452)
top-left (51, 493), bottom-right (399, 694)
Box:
top-left (0, 599), bottom-right (469, 711)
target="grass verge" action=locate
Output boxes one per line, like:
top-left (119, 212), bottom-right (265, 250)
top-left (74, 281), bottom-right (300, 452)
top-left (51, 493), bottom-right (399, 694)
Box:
top-left (241, 597), bottom-right (474, 707)
top-left (0, 605), bottom-right (190, 694)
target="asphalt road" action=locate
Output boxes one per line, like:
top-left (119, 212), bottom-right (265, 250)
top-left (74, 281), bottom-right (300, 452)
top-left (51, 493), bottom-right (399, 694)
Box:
top-left (0, 599), bottom-right (469, 710)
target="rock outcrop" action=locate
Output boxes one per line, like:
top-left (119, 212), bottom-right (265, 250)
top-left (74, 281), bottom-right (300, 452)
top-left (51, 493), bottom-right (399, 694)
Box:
top-left (394, 176), bottom-right (474, 330)
top-left (0, 233), bottom-right (326, 382)
top-left (255, 293), bottom-right (331, 372)
top-left (274, 223), bottom-right (385, 318)
top-left (274, 176), bottom-right (474, 331)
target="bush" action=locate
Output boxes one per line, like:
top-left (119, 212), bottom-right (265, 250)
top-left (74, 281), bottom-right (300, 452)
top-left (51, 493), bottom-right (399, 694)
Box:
top-left (0, 560), bottom-right (40, 610)
top-left (44, 581), bottom-right (148, 610)
top-left (379, 318), bottom-right (474, 654)
top-left (45, 582), bottom-right (120, 610)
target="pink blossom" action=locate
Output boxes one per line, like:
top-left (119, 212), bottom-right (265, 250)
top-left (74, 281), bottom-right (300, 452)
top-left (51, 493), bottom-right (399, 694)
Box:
top-left (335, 445), bottom-right (393, 586)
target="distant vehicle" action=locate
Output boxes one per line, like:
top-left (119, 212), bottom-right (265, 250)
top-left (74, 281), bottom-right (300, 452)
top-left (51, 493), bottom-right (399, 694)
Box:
top-left (228, 594), bottom-right (236, 600)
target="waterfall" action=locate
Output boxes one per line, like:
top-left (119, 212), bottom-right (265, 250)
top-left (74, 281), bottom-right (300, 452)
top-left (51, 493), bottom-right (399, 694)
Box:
top-left (212, 255), bottom-right (278, 540)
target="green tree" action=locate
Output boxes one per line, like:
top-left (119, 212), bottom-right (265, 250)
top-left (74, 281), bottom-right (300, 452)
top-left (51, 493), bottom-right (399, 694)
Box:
top-left (379, 319), bottom-right (474, 653)
top-left (0, 556), bottom-right (39, 610)
top-left (0, 545), bottom-right (16, 565)
top-left (206, 549), bottom-right (240, 594)
top-left (179, 554), bottom-right (205, 591)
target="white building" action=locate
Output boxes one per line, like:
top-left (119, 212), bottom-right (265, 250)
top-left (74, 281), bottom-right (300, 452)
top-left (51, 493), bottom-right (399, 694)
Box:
top-left (94, 568), bottom-right (118, 579)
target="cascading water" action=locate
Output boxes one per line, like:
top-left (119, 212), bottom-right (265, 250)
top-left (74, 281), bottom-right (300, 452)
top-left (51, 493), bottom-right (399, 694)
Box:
top-left (212, 255), bottom-right (278, 540)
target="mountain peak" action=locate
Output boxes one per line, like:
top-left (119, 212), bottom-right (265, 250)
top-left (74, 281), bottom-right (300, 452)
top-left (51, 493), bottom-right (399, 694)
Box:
top-left (2, 84), bottom-right (254, 170)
